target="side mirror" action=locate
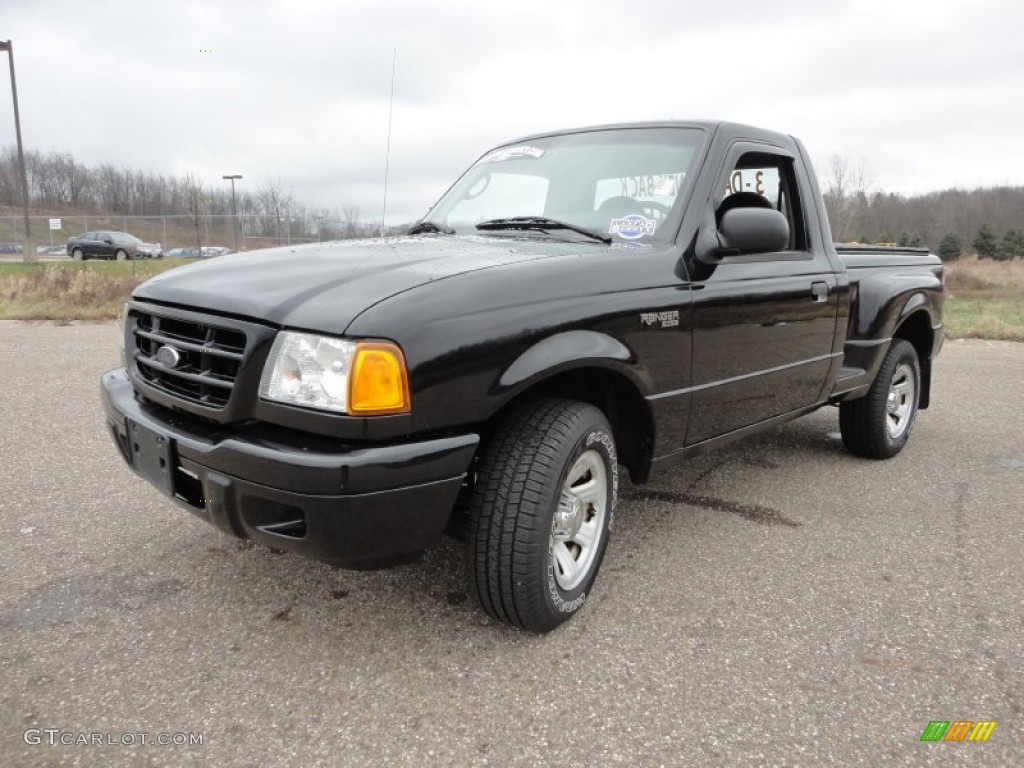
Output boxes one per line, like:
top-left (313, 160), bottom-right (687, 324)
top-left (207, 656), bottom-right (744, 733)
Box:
top-left (717, 208), bottom-right (790, 255)
top-left (104, 237), bottom-right (114, 244)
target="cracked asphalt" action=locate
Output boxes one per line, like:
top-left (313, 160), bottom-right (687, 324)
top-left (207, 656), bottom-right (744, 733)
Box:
top-left (1, 322), bottom-right (1021, 767)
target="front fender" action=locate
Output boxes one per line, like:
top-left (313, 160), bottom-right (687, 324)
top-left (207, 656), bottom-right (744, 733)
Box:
top-left (496, 330), bottom-right (642, 393)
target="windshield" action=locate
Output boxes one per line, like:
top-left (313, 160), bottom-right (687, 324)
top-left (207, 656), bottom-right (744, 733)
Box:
top-left (424, 127), bottom-right (705, 242)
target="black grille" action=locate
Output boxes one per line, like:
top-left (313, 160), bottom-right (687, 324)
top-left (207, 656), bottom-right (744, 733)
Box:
top-left (131, 309), bottom-right (247, 409)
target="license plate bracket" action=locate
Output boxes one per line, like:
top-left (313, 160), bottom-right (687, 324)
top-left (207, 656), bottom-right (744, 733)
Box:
top-left (126, 419), bottom-right (174, 496)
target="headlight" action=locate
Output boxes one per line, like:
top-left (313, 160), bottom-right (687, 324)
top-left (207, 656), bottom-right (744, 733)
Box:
top-left (258, 331), bottom-right (410, 415)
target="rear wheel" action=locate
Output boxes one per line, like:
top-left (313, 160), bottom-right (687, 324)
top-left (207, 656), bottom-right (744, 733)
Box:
top-left (466, 398), bottom-right (617, 632)
top-left (115, 249), bottom-right (128, 261)
top-left (840, 339), bottom-right (920, 459)
top-left (71, 248), bottom-right (84, 261)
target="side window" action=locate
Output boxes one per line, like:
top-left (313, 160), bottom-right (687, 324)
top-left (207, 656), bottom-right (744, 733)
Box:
top-left (717, 151), bottom-right (807, 251)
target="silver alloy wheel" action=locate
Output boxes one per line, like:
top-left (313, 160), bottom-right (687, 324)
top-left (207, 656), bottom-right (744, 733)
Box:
top-left (116, 249), bottom-right (127, 261)
top-left (72, 248), bottom-right (83, 261)
top-left (550, 449), bottom-right (608, 592)
top-left (885, 362), bottom-right (915, 439)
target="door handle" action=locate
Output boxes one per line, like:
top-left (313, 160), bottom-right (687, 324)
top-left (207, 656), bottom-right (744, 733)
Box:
top-left (811, 281), bottom-right (828, 303)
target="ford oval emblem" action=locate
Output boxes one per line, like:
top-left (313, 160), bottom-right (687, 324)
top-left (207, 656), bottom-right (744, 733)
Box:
top-left (156, 345), bottom-right (182, 368)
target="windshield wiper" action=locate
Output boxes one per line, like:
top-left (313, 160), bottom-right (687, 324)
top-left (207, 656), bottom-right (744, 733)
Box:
top-left (475, 216), bottom-right (611, 244)
top-left (408, 220), bottom-right (455, 235)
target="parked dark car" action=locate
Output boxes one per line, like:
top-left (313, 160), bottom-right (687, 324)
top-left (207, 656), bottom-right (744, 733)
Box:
top-left (102, 120), bottom-right (943, 632)
top-left (66, 231), bottom-right (162, 261)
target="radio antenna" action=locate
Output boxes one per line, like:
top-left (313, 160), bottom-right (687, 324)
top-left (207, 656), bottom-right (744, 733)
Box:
top-left (381, 48), bottom-right (396, 237)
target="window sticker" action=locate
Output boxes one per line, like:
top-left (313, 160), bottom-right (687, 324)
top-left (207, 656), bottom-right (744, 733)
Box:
top-left (609, 215), bottom-right (655, 240)
top-left (477, 145), bottom-right (545, 164)
top-left (652, 175), bottom-right (677, 196)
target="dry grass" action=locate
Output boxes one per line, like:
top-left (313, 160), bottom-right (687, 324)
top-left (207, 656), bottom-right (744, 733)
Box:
top-left (0, 260), bottom-right (188, 320)
top-left (943, 258), bottom-right (1024, 341)
top-left (944, 257), bottom-right (1024, 296)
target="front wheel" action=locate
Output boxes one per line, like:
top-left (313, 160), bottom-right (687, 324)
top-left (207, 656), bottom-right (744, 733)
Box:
top-left (840, 339), bottom-right (920, 459)
top-left (466, 398), bottom-right (618, 632)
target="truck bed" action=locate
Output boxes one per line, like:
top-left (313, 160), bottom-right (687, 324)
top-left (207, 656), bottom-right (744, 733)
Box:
top-left (834, 243), bottom-right (937, 270)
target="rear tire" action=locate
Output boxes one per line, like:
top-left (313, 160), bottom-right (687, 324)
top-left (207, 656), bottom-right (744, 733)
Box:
top-left (466, 398), bottom-right (618, 632)
top-left (115, 249), bottom-right (128, 261)
top-left (840, 339), bottom-right (920, 459)
top-left (71, 248), bottom-right (84, 261)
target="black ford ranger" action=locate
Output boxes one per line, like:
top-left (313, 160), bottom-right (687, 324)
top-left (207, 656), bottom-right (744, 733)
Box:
top-left (101, 121), bottom-right (943, 632)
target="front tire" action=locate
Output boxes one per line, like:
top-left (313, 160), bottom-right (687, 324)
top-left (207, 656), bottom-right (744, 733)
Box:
top-left (466, 398), bottom-right (618, 632)
top-left (840, 339), bottom-right (920, 459)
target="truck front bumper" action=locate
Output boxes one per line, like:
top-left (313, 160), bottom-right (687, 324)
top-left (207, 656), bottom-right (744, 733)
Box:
top-left (101, 368), bottom-right (479, 569)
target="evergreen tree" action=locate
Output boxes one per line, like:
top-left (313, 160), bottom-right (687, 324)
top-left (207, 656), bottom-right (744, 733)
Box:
top-left (998, 229), bottom-right (1024, 260)
top-left (937, 232), bottom-right (961, 262)
top-left (973, 225), bottom-right (999, 259)
top-left (897, 231), bottom-right (924, 247)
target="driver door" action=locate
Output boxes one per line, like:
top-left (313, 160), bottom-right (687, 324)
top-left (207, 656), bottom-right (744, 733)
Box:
top-left (686, 145), bottom-right (840, 444)
top-left (94, 232), bottom-right (115, 259)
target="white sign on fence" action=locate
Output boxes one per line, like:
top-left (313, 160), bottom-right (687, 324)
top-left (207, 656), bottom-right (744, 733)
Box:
top-left (49, 218), bottom-right (62, 230)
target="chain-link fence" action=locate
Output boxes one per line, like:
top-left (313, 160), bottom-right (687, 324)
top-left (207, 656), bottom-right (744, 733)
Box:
top-left (0, 213), bottom-right (379, 258)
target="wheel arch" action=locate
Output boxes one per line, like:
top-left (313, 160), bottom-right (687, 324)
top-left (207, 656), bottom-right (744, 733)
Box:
top-left (487, 342), bottom-right (655, 484)
top-left (892, 307), bottom-right (935, 409)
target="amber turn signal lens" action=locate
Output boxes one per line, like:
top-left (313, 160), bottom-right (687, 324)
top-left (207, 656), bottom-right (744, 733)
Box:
top-left (347, 342), bottom-right (411, 415)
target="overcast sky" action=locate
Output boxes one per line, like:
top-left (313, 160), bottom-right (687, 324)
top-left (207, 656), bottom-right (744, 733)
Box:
top-left (2, 0), bottom-right (1022, 224)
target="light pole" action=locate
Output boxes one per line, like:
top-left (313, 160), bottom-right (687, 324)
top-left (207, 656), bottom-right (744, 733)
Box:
top-left (0, 40), bottom-right (32, 261)
top-left (222, 174), bottom-right (242, 251)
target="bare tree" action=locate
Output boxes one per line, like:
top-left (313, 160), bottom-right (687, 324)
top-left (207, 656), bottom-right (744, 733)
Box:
top-left (822, 153), bottom-right (873, 243)
top-left (183, 172), bottom-right (204, 253)
top-left (255, 177), bottom-right (294, 240)
top-left (338, 204), bottom-right (360, 239)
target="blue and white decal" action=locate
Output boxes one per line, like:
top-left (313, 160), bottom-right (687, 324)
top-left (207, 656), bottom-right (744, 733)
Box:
top-left (609, 215), bottom-right (655, 240)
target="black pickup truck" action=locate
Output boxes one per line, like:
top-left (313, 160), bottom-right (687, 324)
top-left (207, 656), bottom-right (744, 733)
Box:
top-left (101, 121), bottom-right (943, 632)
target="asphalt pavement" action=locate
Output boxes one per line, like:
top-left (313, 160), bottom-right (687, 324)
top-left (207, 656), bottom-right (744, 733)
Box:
top-left (0, 322), bottom-right (1021, 767)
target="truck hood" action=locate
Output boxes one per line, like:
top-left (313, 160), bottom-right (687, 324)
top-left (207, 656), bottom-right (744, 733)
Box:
top-left (133, 235), bottom-right (575, 333)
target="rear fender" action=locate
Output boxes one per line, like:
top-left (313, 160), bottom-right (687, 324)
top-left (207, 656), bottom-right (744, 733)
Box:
top-left (837, 278), bottom-right (941, 404)
top-left (852, 273), bottom-right (941, 341)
